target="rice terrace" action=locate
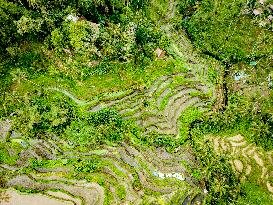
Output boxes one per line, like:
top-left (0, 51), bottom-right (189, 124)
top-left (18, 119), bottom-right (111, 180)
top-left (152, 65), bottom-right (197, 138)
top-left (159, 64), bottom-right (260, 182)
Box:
top-left (0, 0), bottom-right (273, 204)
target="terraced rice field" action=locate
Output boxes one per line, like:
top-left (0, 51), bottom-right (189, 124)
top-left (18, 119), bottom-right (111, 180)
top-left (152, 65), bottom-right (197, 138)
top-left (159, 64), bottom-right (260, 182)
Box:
top-left (0, 3), bottom-right (216, 203)
top-left (2, 0), bottom-right (273, 204)
top-left (1, 138), bottom-right (206, 204)
top-left (87, 72), bottom-right (212, 137)
top-left (0, 68), bottom-right (214, 204)
top-left (208, 134), bottom-right (273, 193)
top-left (47, 71), bottom-right (213, 139)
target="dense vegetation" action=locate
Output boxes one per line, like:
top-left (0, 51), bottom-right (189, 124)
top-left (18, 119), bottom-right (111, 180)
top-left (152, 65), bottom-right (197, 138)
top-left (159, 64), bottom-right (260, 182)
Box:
top-left (0, 0), bottom-right (273, 204)
top-left (180, 0), bottom-right (273, 149)
top-left (181, 0), bottom-right (273, 68)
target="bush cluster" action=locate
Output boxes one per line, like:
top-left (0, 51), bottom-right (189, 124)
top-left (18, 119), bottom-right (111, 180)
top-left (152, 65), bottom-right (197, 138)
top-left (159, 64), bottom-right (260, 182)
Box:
top-left (180, 0), bottom-right (273, 72)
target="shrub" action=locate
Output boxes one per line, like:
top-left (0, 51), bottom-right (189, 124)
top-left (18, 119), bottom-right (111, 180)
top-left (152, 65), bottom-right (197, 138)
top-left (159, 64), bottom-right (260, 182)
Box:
top-left (65, 109), bottom-right (130, 147)
top-left (97, 22), bottom-right (136, 61)
top-left (87, 109), bottom-right (122, 126)
top-left (51, 19), bottom-right (98, 54)
top-left (12, 91), bottom-right (77, 138)
top-left (74, 159), bottom-right (102, 173)
top-left (135, 23), bottom-right (170, 60)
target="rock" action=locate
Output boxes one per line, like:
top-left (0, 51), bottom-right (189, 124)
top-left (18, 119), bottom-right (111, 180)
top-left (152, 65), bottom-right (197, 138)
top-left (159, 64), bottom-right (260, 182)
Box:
top-left (253, 8), bottom-right (263, 15)
top-left (259, 0), bottom-right (265, 5)
top-left (155, 48), bottom-right (165, 58)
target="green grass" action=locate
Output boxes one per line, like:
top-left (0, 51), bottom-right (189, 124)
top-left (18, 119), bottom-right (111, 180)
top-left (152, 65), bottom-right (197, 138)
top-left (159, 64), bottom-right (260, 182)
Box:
top-left (179, 107), bottom-right (204, 142)
top-left (13, 58), bottom-right (187, 103)
top-left (0, 141), bottom-right (23, 165)
top-left (237, 183), bottom-right (273, 205)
